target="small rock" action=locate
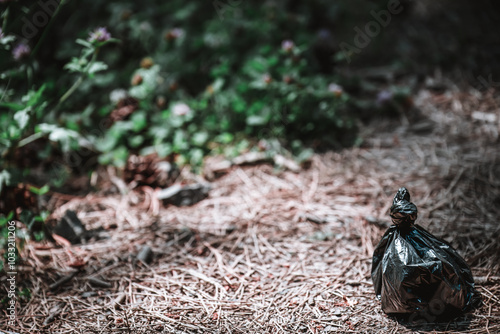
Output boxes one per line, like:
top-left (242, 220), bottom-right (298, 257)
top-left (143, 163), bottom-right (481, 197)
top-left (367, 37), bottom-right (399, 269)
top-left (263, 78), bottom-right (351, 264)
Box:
top-left (333, 309), bottom-right (342, 317)
top-left (88, 277), bottom-right (112, 288)
top-left (346, 280), bottom-right (361, 286)
top-left (53, 210), bottom-right (86, 244)
top-left (82, 291), bottom-right (97, 298)
top-left (409, 120), bottom-right (435, 134)
top-left (203, 157), bottom-right (232, 180)
top-left (225, 225), bottom-right (237, 234)
top-left (49, 271), bottom-right (78, 290)
top-left (137, 245), bottom-right (153, 264)
top-left (305, 214), bottom-right (327, 224)
top-left (230, 151), bottom-right (303, 172)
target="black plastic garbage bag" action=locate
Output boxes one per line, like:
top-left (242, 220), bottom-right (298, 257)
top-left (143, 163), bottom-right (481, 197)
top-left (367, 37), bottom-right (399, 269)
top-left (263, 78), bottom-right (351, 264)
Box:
top-left (372, 187), bottom-right (481, 319)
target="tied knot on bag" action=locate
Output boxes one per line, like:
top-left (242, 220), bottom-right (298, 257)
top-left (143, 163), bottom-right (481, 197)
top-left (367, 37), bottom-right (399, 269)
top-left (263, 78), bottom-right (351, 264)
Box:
top-left (390, 187), bottom-right (418, 226)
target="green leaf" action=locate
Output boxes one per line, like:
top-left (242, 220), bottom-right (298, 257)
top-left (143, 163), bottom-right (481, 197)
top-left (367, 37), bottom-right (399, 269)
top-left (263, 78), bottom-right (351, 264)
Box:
top-left (267, 56), bottom-right (279, 67)
top-left (88, 61), bottom-right (108, 75)
top-left (150, 126), bottom-right (170, 143)
top-left (112, 146), bottom-right (129, 168)
top-left (249, 58), bottom-right (267, 72)
top-left (212, 78), bottom-right (225, 93)
top-left (0, 34), bottom-right (16, 46)
top-left (191, 131), bottom-right (209, 146)
top-left (0, 169), bottom-right (12, 194)
top-left (129, 135), bottom-right (144, 148)
top-left (215, 132), bottom-right (233, 144)
top-left (94, 132), bottom-right (119, 152)
top-left (75, 38), bottom-right (93, 49)
top-left (82, 47), bottom-right (94, 58)
top-left (295, 147), bottom-right (314, 163)
top-left (232, 95), bottom-right (246, 113)
top-left (0, 211), bottom-right (14, 227)
top-left (211, 61), bottom-right (229, 77)
top-left (131, 111), bottom-right (147, 132)
top-left (173, 129), bottom-right (188, 151)
top-left (246, 115), bottom-right (267, 126)
top-left (139, 146), bottom-right (156, 156)
top-left (98, 151), bottom-right (113, 165)
top-left (174, 2), bottom-right (197, 19)
top-left (92, 38), bottom-right (121, 48)
top-left (0, 102), bottom-right (24, 111)
top-left (18, 287), bottom-right (32, 300)
top-left (189, 148), bottom-right (204, 166)
top-left (26, 85), bottom-right (46, 107)
top-left (64, 57), bottom-right (84, 73)
top-left (249, 79), bottom-right (268, 89)
top-left (248, 101), bottom-right (265, 115)
top-left (154, 143), bottom-right (172, 158)
top-left (14, 109), bottom-right (30, 130)
top-left (37, 123), bottom-right (81, 152)
top-left (29, 185), bottom-right (50, 195)
top-left (169, 115), bottom-right (184, 128)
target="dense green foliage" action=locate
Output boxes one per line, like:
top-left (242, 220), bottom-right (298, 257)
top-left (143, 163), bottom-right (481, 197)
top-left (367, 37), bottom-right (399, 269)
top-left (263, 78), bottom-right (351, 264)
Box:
top-left (3, 1), bottom-right (395, 188)
top-left (1, 1), bottom-right (499, 184)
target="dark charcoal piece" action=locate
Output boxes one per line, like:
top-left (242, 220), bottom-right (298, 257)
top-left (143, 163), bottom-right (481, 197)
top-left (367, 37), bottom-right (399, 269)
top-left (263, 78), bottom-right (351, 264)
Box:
top-left (371, 187), bottom-right (481, 320)
top-left (53, 210), bottom-right (86, 244)
top-left (157, 183), bottom-right (210, 206)
top-left (136, 245), bottom-right (153, 264)
top-left (49, 271), bottom-right (78, 290)
top-left (87, 277), bottom-right (112, 288)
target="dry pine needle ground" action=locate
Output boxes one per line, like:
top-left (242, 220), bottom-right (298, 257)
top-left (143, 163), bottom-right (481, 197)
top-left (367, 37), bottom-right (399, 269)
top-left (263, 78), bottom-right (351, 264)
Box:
top-left (1, 82), bottom-right (500, 333)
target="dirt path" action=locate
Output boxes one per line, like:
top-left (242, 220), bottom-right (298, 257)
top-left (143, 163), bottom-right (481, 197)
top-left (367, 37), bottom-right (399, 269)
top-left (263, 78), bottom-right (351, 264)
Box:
top-left (4, 83), bottom-right (500, 333)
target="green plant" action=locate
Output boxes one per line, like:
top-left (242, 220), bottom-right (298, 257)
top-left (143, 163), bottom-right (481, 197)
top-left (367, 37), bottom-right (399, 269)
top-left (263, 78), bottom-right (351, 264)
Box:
top-left (1, 1), bottom-right (407, 193)
top-left (0, 28), bottom-right (119, 246)
top-left (59, 28), bottom-right (120, 109)
top-left (0, 27), bottom-right (118, 165)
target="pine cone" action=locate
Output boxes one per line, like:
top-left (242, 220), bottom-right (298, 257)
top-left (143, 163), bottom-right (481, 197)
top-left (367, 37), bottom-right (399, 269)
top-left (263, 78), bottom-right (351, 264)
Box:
top-left (109, 97), bottom-right (139, 123)
top-left (124, 153), bottom-right (178, 188)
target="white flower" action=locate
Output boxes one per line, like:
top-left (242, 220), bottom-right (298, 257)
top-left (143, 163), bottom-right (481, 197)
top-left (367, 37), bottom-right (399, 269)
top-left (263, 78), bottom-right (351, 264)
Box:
top-left (172, 102), bottom-right (191, 116)
top-left (109, 89), bottom-right (128, 104)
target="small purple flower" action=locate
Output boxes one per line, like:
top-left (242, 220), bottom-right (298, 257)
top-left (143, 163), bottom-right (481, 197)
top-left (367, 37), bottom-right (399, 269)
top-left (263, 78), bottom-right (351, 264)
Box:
top-left (376, 90), bottom-right (393, 105)
top-left (263, 73), bottom-right (272, 84)
top-left (281, 39), bottom-right (294, 52)
top-left (172, 102), bottom-right (191, 116)
top-left (317, 29), bottom-right (332, 41)
top-left (165, 28), bottom-right (184, 41)
top-left (12, 43), bottom-right (31, 61)
top-left (88, 27), bottom-right (111, 43)
top-left (0, 28), bottom-right (4, 39)
top-left (328, 83), bottom-right (343, 97)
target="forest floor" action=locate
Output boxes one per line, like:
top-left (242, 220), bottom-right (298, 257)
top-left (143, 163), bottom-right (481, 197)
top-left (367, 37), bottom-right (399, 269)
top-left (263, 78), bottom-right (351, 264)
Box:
top-left (3, 80), bottom-right (500, 333)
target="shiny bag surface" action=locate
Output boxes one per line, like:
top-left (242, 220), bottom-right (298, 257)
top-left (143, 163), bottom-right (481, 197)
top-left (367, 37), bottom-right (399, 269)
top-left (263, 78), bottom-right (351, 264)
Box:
top-left (371, 187), bottom-right (481, 317)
